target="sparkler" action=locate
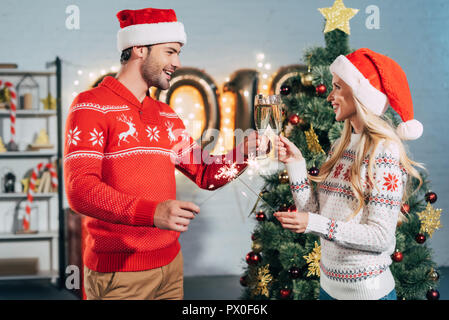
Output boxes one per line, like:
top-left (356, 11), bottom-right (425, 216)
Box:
top-left (197, 159), bottom-right (277, 214)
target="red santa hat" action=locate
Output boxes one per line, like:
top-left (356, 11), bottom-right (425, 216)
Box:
top-left (116, 8), bottom-right (187, 52)
top-left (329, 48), bottom-right (423, 140)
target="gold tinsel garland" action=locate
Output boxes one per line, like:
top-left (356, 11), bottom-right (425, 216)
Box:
top-left (303, 242), bottom-right (321, 277)
top-left (305, 124), bottom-right (325, 154)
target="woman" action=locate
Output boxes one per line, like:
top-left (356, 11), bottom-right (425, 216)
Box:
top-left (274, 48), bottom-right (424, 300)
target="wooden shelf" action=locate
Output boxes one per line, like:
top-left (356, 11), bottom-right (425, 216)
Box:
top-left (0, 232), bottom-right (58, 241)
top-left (0, 71), bottom-right (56, 77)
top-left (0, 270), bottom-right (58, 281)
top-left (0, 193), bottom-right (57, 200)
top-left (0, 110), bottom-right (56, 117)
top-left (0, 58), bottom-right (64, 287)
top-left (0, 151), bottom-right (57, 158)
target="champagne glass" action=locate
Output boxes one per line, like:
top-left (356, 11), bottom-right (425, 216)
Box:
top-left (254, 94), bottom-right (282, 159)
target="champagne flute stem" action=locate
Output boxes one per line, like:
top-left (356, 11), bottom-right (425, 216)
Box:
top-left (235, 176), bottom-right (277, 214)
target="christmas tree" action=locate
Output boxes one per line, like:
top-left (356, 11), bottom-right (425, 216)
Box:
top-left (240, 22), bottom-right (442, 300)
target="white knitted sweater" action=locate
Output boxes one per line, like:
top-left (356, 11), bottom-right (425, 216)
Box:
top-left (286, 133), bottom-right (406, 300)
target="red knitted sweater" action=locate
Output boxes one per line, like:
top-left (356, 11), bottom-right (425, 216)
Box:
top-left (64, 76), bottom-right (247, 272)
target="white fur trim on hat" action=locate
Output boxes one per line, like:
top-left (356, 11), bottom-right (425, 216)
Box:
top-left (117, 21), bottom-right (187, 52)
top-left (330, 55), bottom-right (388, 116)
top-left (396, 119), bottom-right (423, 140)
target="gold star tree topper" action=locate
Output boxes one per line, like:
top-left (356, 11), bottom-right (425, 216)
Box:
top-left (417, 202), bottom-right (443, 238)
top-left (303, 241), bottom-right (321, 277)
top-left (318, 0), bottom-right (359, 35)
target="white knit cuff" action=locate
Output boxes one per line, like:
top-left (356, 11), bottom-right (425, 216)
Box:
top-left (285, 158), bottom-right (307, 182)
top-left (305, 212), bottom-right (330, 236)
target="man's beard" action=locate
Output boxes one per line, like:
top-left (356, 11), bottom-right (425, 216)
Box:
top-left (141, 56), bottom-right (170, 90)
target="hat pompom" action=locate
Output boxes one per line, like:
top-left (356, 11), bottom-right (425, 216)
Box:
top-left (396, 119), bottom-right (423, 140)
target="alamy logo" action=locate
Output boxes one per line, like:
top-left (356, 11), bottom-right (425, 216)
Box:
top-left (65, 5), bottom-right (80, 30)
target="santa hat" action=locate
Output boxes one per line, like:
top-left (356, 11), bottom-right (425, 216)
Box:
top-left (116, 8), bottom-right (187, 52)
top-left (329, 48), bottom-right (423, 140)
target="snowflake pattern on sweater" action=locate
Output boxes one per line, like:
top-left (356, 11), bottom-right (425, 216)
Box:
top-left (286, 133), bottom-right (407, 299)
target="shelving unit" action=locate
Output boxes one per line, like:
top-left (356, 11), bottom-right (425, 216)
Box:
top-left (0, 58), bottom-right (65, 288)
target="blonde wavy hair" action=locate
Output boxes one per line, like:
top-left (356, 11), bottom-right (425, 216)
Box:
top-left (309, 95), bottom-right (424, 222)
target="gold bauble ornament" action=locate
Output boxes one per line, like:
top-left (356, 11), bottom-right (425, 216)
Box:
top-left (278, 170), bottom-right (289, 184)
top-left (429, 268), bottom-right (440, 282)
top-left (251, 240), bottom-right (263, 253)
top-left (301, 72), bottom-right (314, 87)
top-left (318, 0), bottom-right (359, 35)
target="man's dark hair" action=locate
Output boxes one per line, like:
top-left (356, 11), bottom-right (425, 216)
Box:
top-left (120, 45), bottom-right (152, 64)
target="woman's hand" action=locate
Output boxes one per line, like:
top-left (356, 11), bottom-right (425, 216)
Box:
top-left (274, 211), bottom-right (309, 233)
top-left (274, 135), bottom-right (304, 164)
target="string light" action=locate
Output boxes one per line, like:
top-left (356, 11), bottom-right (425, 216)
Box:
top-left (255, 53), bottom-right (272, 95)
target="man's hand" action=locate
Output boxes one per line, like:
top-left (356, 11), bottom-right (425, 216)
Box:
top-left (153, 200), bottom-right (200, 232)
top-left (239, 131), bottom-right (271, 157)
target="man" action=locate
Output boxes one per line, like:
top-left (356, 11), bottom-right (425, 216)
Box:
top-left (64, 7), bottom-right (265, 300)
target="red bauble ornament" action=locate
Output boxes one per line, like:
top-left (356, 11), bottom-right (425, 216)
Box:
top-left (246, 251), bottom-right (261, 265)
top-left (392, 251), bottom-right (403, 262)
top-left (256, 211), bottom-right (267, 222)
top-left (251, 233), bottom-right (257, 241)
top-left (288, 204), bottom-right (297, 212)
top-left (308, 167), bottom-right (319, 176)
top-left (400, 203), bottom-right (410, 215)
top-left (416, 233), bottom-right (426, 244)
top-left (316, 84), bottom-right (327, 95)
top-left (240, 275), bottom-right (248, 287)
top-left (280, 288), bottom-right (291, 299)
top-left (288, 114), bottom-right (300, 125)
top-left (426, 289), bottom-right (440, 300)
top-left (425, 192), bottom-right (437, 204)
top-left (280, 84), bottom-right (291, 96)
top-left (288, 266), bottom-right (301, 279)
